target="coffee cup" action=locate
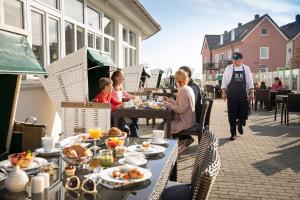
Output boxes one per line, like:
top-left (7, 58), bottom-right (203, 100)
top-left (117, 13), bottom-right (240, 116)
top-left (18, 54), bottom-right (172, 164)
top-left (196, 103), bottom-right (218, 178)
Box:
top-left (123, 152), bottom-right (145, 165)
top-left (153, 130), bottom-right (164, 142)
top-left (41, 137), bottom-right (55, 153)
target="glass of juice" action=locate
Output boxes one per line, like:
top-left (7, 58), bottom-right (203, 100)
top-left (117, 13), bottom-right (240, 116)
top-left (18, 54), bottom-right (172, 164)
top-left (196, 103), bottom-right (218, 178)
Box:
top-left (99, 149), bottom-right (114, 168)
top-left (88, 128), bottom-right (102, 150)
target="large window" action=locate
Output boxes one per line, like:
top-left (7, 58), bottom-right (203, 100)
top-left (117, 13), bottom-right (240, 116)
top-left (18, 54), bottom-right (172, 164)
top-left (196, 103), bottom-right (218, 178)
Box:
top-left (123, 27), bottom-right (136, 67)
top-left (260, 47), bottom-right (269, 59)
top-left (49, 18), bottom-right (59, 63)
top-left (31, 11), bottom-right (44, 66)
top-left (123, 28), bottom-right (128, 42)
top-left (88, 32), bottom-right (94, 48)
top-left (104, 37), bottom-right (115, 61)
top-left (129, 31), bottom-right (136, 47)
top-left (87, 6), bottom-right (100, 29)
top-left (103, 14), bottom-right (114, 36)
top-left (76, 26), bottom-right (84, 50)
top-left (65, 21), bottom-right (74, 55)
top-left (4, 0), bottom-right (24, 29)
top-left (261, 28), bottom-right (268, 36)
top-left (64, 0), bottom-right (83, 23)
top-left (227, 50), bottom-right (232, 60)
top-left (39, 0), bottom-right (59, 9)
top-left (96, 36), bottom-right (101, 50)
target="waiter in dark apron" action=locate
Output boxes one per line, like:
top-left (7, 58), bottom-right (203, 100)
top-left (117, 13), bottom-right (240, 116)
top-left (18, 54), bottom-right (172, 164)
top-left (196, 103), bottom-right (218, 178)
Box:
top-left (221, 52), bottom-right (254, 140)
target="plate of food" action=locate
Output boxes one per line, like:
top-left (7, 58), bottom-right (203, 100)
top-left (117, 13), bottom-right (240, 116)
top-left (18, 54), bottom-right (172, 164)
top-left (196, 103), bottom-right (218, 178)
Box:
top-left (99, 165), bottom-right (151, 184)
top-left (102, 127), bottom-right (127, 139)
top-left (61, 144), bottom-right (93, 166)
top-left (0, 152), bottom-right (48, 172)
top-left (127, 142), bottom-right (166, 155)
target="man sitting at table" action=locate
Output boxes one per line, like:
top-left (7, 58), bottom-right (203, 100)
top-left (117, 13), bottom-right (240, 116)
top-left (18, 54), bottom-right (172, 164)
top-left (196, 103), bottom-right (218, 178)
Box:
top-left (163, 69), bottom-right (196, 153)
top-left (93, 78), bottom-right (130, 133)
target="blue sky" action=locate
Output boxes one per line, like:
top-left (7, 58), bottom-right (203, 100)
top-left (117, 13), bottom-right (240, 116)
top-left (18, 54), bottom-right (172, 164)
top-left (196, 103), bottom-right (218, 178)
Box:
top-left (139, 0), bottom-right (300, 78)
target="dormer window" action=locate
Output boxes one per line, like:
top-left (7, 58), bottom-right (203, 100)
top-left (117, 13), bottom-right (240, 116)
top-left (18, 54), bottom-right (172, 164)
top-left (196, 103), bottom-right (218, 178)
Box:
top-left (261, 28), bottom-right (268, 36)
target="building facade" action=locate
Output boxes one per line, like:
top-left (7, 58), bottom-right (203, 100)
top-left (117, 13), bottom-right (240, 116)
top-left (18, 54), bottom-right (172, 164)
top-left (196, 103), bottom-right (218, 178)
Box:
top-left (0, 0), bottom-right (160, 136)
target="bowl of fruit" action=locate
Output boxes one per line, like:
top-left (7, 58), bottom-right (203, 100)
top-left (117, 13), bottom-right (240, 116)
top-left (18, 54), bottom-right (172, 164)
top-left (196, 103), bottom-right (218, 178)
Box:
top-left (8, 151), bottom-right (35, 168)
top-left (105, 137), bottom-right (125, 149)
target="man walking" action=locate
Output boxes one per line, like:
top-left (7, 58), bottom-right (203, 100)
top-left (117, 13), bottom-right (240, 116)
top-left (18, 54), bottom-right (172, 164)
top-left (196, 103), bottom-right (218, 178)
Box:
top-left (221, 52), bottom-right (254, 140)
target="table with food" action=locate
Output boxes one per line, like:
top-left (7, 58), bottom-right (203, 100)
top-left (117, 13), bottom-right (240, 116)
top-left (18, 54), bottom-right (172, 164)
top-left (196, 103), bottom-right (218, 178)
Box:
top-left (0, 127), bottom-right (178, 200)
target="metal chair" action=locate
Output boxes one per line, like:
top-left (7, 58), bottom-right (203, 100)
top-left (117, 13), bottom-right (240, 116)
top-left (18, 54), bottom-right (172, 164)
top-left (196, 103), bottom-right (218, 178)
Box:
top-left (176, 101), bottom-right (210, 143)
top-left (287, 94), bottom-right (300, 126)
top-left (205, 85), bottom-right (214, 98)
top-left (254, 89), bottom-right (270, 110)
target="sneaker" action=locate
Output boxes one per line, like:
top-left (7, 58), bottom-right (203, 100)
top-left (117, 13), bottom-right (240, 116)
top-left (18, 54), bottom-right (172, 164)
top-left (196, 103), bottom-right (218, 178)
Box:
top-left (238, 124), bottom-right (243, 134)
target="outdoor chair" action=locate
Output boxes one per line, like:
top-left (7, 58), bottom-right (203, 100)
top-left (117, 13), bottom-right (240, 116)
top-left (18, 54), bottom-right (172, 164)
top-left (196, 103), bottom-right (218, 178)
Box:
top-left (254, 89), bottom-right (270, 111)
top-left (205, 85), bottom-right (214, 98)
top-left (175, 100), bottom-right (209, 143)
top-left (287, 94), bottom-right (300, 126)
top-left (60, 102), bottom-right (111, 138)
top-left (161, 133), bottom-right (220, 200)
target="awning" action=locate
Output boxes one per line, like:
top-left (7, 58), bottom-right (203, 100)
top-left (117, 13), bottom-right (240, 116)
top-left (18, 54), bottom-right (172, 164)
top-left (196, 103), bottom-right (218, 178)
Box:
top-left (0, 30), bottom-right (47, 75)
top-left (87, 49), bottom-right (116, 68)
top-left (216, 74), bottom-right (223, 81)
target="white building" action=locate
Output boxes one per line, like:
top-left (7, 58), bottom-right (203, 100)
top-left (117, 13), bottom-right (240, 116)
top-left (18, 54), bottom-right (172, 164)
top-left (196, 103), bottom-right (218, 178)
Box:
top-left (0, 0), bottom-right (160, 136)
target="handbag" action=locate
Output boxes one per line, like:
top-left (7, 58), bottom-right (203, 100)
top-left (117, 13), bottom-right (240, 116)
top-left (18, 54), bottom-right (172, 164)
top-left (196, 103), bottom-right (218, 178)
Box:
top-left (13, 117), bottom-right (46, 152)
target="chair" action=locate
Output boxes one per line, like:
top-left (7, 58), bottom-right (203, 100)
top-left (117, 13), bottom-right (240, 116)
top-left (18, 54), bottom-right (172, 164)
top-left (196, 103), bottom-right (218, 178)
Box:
top-left (60, 102), bottom-right (111, 138)
top-left (203, 99), bottom-right (214, 130)
top-left (254, 89), bottom-right (270, 110)
top-left (176, 101), bottom-right (210, 143)
top-left (161, 133), bottom-right (220, 200)
top-left (205, 85), bottom-right (214, 98)
top-left (287, 94), bottom-right (300, 126)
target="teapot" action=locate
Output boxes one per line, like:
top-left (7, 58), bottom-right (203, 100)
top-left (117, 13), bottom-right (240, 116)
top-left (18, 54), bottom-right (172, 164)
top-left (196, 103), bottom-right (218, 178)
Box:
top-left (5, 166), bottom-right (29, 192)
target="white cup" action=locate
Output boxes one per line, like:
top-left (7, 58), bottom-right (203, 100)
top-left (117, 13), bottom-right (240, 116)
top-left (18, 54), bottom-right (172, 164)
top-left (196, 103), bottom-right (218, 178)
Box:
top-left (41, 137), bottom-right (55, 153)
top-left (153, 130), bottom-right (164, 142)
top-left (124, 152), bottom-right (145, 165)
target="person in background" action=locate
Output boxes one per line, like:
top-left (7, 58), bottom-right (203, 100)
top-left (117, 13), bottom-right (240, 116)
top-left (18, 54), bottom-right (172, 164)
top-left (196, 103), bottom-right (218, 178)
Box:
top-left (93, 78), bottom-right (126, 131)
top-left (221, 52), bottom-right (254, 141)
top-left (271, 77), bottom-right (284, 91)
top-left (260, 81), bottom-right (267, 89)
top-left (254, 82), bottom-right (260, 90)
top-left (111, 70), bottom-right (139, 137)
top-left (164, 69), bottom-right (196, 153)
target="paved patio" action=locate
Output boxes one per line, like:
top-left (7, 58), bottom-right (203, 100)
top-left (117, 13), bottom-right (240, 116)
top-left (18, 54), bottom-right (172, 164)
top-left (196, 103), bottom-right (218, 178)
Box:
top-left (140, 99), bottom-right (300, 199)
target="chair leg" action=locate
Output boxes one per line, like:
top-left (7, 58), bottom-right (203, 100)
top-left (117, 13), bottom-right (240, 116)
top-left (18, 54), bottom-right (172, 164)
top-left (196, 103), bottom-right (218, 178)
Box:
top-left (152, 118), bottom-right (156, 128)
top-left (284, 104), bottom-right (287, 124)
top-left (287, 111), bottom-right (289, 126)
top-left (255, 101), bottom-right (257, 111)
top-left (281, 103), bottom-right (283, 124)
top-left (274, 100), bottom-right (277, 121)
top-left (146, 118), bottom-right (149, 126)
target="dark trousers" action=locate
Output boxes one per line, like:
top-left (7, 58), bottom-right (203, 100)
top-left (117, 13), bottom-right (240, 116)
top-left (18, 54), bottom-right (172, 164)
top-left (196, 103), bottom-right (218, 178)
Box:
top-left (227, 98), bottom-right (248, 135)
top-left (111, 112), bottom-right (139, 137)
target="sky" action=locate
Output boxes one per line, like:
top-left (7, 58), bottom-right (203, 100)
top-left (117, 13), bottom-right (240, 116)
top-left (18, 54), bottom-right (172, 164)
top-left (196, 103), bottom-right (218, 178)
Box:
top-left (139, 0), bottom-right (300, 78)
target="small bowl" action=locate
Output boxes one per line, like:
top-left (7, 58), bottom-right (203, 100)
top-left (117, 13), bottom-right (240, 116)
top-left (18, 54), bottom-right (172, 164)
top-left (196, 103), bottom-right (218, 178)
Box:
top-left (60, 149), bottom-right (93, 167)
top-left (105, 137), bottom-right (125, 149)
top-left (8, 152), bottom-right (35, 168)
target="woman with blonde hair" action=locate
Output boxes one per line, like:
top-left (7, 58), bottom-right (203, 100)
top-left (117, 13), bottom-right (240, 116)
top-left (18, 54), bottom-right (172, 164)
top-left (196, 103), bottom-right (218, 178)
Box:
top-left (164, 69), bottom-right (196, 152)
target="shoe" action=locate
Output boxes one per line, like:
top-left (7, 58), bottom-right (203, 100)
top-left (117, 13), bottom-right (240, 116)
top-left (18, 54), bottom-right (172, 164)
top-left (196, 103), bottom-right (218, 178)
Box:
top-left (181, 136), bottom-right (194, 147)
top-left (238, 124), bottom-right (243, 134)
top-left (230, 134), bottom-right (237, 141)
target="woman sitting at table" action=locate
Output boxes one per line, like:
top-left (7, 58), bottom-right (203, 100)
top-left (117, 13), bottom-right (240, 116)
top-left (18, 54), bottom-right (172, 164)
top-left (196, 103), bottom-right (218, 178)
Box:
top-left (163, 69), bottom-right (195, 152)
top-left (111, 70), bottom-right (139, 137)
top-left (271, 77), bottom-right (284, 91)
top-left (93, 78), bottom-right (127, 132)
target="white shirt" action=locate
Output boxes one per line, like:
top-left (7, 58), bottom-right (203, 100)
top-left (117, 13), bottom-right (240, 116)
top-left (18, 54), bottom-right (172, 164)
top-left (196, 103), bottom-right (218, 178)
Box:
top-left (221, 64), bottom-right (254, 90)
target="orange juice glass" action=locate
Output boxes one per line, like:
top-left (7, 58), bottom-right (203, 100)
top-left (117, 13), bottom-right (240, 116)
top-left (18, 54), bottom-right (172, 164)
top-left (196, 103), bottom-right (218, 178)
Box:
top-left (88, 128), bottom-right (101, 140)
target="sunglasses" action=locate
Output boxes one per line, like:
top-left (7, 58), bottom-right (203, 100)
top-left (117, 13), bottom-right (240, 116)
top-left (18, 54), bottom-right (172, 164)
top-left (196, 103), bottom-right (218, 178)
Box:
top-left (65, 176), bottom-right (97, 194)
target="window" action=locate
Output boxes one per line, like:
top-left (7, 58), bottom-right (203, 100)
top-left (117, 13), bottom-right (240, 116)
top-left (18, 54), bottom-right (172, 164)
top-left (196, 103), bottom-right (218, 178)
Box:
top-left (31, 11), bottom-right (44, 66)
top-left (124, 47), bottom-right (128, 68)
top-left (288, 48), bottom-right (292, 53)
top-left (221, 53), bottom-right (224, 60)
top-left (64, 0), bottom-right (83, 23)
top-left (260, 47), bottom-right (269, 59)
top-left (103, 14), bottom-right (114, 36)
top-left (76, 26), bottom-right (84, 50)
top-left (123, 28), bottom-right (128, 42)
top-left (87, 6), bottom-right (100, 29)
top-left (39, 0), bottom-right (58, 9)
top-left (130, 48), bottom-right (136, 66)
top-left (261, 28), bottom-right (268, 36)
top-left (4, 0), bottom-right (24, 29)
top-left (129, 31), bottom-right (136, 47)
top-left (96, 36), bottom-right (101, 50)
top-left (215, 54), bottom-right (219, 63)
top-left (227, 51), bottom-right (232, 60)
top-left (110, 40), bottom-right (115, 61)
top-left (65, 21), bottom-right (74, 55)
top-left (49, 18), bottom-right (59, 63)
top-left (104, 37), bottom-right (109, 52)
top-left (88, 32), bottom-right (94, 48)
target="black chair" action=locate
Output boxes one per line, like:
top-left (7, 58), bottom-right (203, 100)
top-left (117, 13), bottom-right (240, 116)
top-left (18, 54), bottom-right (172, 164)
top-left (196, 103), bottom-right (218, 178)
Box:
top-left (203, 99), bottom-right (213, 130)
top-left (287, 94), bottom-right (300, 126)
top-left (205, 85), bottom-right (214, 98)
top-left (175, 100), bottom-right (209, 143)
top-left (254, 89), bottom-right (270, 110)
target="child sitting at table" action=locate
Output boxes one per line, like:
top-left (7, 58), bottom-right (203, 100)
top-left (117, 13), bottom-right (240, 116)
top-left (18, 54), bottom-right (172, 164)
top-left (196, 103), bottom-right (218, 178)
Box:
top-left (163, 69), bottom-right (196, 152)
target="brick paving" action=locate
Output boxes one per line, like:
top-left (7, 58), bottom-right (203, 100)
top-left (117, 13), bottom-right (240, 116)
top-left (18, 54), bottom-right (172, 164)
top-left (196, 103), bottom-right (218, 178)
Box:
top-left (140, 99), bottom-right (300, 199)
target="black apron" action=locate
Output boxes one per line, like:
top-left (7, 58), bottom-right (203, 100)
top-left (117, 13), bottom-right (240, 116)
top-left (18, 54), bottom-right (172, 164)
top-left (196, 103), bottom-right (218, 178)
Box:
top-left (227, 66), bottom-right (249, 125)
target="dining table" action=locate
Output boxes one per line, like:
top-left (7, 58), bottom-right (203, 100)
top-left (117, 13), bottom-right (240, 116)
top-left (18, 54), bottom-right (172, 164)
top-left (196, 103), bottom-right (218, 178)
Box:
top-left (114, 108), bottom-right (174, 138)
top-left (0, 138), bottom-right (178, 200)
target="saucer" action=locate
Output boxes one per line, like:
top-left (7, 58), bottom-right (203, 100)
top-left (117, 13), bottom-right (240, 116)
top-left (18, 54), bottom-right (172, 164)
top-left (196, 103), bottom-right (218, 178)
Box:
top-left (148, 139), bottom-right (169, 145)
top-left (35, 148), bottom-right (60, 156)
top-left (118, 158), bottom-right (147, 166)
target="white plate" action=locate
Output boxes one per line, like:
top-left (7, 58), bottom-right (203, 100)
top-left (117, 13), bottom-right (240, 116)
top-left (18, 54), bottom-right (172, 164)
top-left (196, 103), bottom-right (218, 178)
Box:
top-left (0, 157), bottom-right (48, 172)
top-left (35, 148), bottom-right (60, 155)
top-left (127, 145), bottom-right (166, 155)
top-left (99, 166), bottom-right (151, 184)
top-left (148, 139), bottom-right (169, 145)
top-left (118, 158), bottom-right (147, 166)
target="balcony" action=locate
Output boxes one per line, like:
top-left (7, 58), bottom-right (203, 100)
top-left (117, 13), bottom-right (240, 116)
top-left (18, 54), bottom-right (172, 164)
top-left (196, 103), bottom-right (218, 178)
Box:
top-left (203, 62), bottom-right (218, 70)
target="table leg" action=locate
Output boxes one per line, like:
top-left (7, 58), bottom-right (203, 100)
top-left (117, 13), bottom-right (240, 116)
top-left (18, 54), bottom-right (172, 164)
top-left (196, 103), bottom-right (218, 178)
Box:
top-left (166, 117), bottom-right (172, 138)
top-left (170, 161), bottom-right (177, 182)
top-left (274, 100), bottom-right (277, 121)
